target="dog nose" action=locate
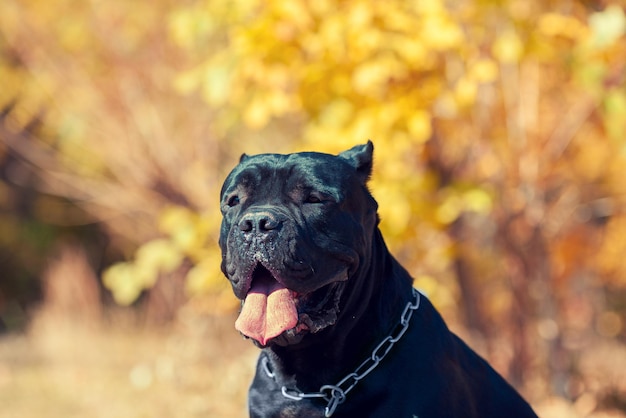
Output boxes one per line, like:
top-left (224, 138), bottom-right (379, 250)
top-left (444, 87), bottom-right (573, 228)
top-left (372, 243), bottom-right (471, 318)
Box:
top-left (238, 211), bottom-right (281, 233)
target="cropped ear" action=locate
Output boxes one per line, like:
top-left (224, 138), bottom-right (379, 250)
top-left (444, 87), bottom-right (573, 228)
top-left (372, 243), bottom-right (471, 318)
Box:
top-left (239, 153), bottom-right (250, 163)
top-left (338, 141), bottom-right (374, 182)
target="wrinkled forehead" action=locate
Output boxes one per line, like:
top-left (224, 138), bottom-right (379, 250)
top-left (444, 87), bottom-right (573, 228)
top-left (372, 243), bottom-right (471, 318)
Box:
top-left (221, 152), bottom-right (356, 196)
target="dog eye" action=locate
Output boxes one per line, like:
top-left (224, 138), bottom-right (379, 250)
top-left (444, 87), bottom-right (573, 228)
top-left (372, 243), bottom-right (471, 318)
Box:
top-left (227, 195), bottom-right (241, 207)
top-left (304, 194), bottom-right (323, 204)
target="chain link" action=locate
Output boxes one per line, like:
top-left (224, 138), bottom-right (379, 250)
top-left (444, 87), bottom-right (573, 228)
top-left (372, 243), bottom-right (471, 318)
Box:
top-left (262, 288), bottom-right (421, 417)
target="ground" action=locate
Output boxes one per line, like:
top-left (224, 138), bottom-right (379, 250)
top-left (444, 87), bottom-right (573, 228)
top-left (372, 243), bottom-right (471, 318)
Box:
top-left (1, 308), bottom-right (624, 418)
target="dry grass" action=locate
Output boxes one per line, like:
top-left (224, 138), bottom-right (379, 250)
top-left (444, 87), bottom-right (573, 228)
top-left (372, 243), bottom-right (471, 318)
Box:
top-left (0, 311), bottom-right (256, 418)
top-left (1, 307), bottom-right (625, 418)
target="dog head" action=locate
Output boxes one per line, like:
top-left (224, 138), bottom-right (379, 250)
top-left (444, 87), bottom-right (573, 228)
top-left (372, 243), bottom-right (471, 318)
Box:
top-left (219, 142), bottom-right (377, 347)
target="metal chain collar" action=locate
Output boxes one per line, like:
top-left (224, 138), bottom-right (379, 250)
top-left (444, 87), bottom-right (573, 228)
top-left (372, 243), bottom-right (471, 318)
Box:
top-left (262, 288), bottom-right (421, 417)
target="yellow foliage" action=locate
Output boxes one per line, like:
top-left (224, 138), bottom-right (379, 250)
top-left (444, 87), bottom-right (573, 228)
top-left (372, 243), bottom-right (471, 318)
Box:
top-left (135, 239), bottom-right (183, 277)
top-left (243, 97), bottom-right (271, 130)
top-left (185, 250), bottom-right (225, 296)
top-left (604, 90), bottom-right (626, 140)
top-left (103, 239), bottom-right (184, 305)
top-left (392, 37), bottom-right (431, 68)
top-left (588, 5), bottom-right (626, 48)
top-left (492, 30), bottom-right (524, 63)
top-left (103, 263), bottom-right (143, 306)
top-left (202, 63), bottom-right (233, 106)
top-left (420, 15), bottom-right (464, 52)
top-left (435, 187), bottom-right (493, 225)
top-left (4, 0), bottom-right (626, 320)
top-left (373, 185), bottom-right (412, 235)
top-left (318, 99), bottom-right (355, 130)
top-left (462, 189), bottom-right (493, 214)
top-left (352, 55), bottom-right (405, 97)
top-left (597, 216), bottom-right (626, 286)
top-left (168, 9), bottom-right (213, 50)
top-left (538, 13), bottom-right (589, 40)
top-left (406, 110), bottom-right (433, 143)
top-left (413, 275), bottom-right (456, 309)
top-left (454, 77), bottom-right (478, 108)
top-left (468, 59), bottom-right (499, 84)
top-left (436, 193), bottom-right (464, 225)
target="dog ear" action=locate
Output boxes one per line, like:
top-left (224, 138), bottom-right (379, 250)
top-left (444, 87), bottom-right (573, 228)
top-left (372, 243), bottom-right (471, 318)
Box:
top-left (338, 140), bottom-right (374, 182)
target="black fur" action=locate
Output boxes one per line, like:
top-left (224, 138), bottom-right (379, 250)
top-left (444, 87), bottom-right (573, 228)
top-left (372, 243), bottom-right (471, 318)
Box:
top-left (219, 142), bottom-right (537, 417)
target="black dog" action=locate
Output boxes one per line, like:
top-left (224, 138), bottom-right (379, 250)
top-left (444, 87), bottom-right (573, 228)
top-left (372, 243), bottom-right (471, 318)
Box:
top-left (219, 142), bottom-right (537, 417)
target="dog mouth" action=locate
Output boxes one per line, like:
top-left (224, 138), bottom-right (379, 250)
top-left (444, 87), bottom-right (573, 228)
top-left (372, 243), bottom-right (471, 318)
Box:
top-left (234, 263), bottom-right (343, 347)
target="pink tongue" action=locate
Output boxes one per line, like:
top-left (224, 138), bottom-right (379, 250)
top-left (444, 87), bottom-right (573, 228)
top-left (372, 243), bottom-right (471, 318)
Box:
top-left (235, 278), bottom-right (298, 345)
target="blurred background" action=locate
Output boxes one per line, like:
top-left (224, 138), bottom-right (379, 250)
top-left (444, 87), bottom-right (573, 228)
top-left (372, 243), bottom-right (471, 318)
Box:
top-left (1, 0), bottom-right (626, 416)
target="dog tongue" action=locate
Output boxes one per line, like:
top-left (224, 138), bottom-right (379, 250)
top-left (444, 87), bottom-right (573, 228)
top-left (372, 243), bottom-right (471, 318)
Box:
top-left (235, 274), bottom-right (298, 346)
